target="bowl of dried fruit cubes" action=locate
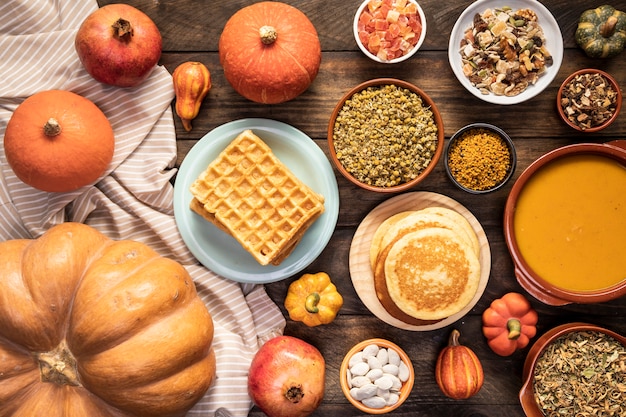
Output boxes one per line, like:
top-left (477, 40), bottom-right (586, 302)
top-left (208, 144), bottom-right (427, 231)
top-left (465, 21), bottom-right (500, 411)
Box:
top-left (353, 0), bottom-right (426, 63)
top-left (557, 68), bottom-right (622, 132)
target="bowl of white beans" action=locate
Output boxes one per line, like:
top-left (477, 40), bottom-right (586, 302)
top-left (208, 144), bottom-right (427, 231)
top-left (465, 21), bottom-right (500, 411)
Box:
top-left (340, 338), bottom-right (414, 413)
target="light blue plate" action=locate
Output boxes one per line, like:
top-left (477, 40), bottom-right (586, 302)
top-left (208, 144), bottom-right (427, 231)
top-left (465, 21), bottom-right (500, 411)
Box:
top-left (173, 118), bottom-right (339, 283)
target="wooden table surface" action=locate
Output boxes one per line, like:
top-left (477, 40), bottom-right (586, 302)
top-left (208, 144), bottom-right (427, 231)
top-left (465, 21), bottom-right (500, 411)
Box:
top-left (99, 0), bottom-right (625, 415)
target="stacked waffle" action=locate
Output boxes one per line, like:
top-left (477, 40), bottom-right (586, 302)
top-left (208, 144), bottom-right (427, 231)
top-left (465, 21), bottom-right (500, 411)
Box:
top-left (189, 129), bottom-right (325, 266)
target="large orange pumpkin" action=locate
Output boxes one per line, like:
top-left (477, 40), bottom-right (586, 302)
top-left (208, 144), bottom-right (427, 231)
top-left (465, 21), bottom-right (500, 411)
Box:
top-left (3, 90), bottom-right (115, 193)
top-left (0, 222), bottom-right (216, 417)
top-left (219, 1), bottom-right (321, 104)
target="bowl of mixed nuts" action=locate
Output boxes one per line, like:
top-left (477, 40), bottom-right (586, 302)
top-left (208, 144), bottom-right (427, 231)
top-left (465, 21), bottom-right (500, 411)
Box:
top-left (327, 78), bottom-right (444, 193)
top-left (557, 68), bottom-right (622, 132)
top-left (444, 123), bottom-right (517, 194)
top-left (519, 322), bottom-right (626, 417)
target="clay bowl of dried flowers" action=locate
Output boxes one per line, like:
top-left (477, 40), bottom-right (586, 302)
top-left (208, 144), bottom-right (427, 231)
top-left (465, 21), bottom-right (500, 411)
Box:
top-left (519, 322), bottom-right (626, 417)
top-left (557, 68), bottom-right (622, 132)
top-left (444, 123), bottom-right (516, 194)
top-left (327, 78), bottom-right (444, 193)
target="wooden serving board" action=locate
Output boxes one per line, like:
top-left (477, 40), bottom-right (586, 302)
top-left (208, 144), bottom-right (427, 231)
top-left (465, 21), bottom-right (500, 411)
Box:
top-left (349, 191), bottom-right (491, 331)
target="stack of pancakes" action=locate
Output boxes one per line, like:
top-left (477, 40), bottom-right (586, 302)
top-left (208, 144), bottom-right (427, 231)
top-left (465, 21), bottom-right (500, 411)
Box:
top-left (370, 207), bottom-right (481, 325)
top-left (189, 129), bottom-right (325, 266)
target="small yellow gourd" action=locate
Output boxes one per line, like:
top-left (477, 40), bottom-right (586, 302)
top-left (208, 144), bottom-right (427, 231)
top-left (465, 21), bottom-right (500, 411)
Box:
top-left (284, 272), bottom-right (343, 327)
top-left (172, 61), bottom-right (212, 131)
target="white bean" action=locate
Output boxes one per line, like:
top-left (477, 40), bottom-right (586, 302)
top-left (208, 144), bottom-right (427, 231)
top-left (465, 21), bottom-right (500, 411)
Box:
top-left (387, 348), bottom-right (400, 366)
top-left (362, 396), bottom-right (387, 409)
top-left (348, 351), bottom-right (363, 367)
top-left (366, 368), bottom-right (383, 381)
top-left (362, 344), bottom-right (380, 357)
top-left (367, 355), bottom-right (382, 370)
top-left (350, 376), bottom-right (372, 388)
top-left (375, 375), bottom-right (394, 390)
top-left (376, 348), bottom-right (389, 365)
top-left (350, 361), bottom-right (370, 376)
top-left (356, 383), bottom-right (378, 400)
top-left (386, 392), bottom-right (400, 406)
top-left (398, 360), bottom-right (410, 382)
top-left (382, 363), bottom-right (399, 375)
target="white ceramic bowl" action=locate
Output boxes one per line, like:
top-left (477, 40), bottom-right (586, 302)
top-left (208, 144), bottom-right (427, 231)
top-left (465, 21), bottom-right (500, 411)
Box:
top-left (353, 0), bottom-right (426, 64)
top-left (448, 0), bottom-right (563, 105)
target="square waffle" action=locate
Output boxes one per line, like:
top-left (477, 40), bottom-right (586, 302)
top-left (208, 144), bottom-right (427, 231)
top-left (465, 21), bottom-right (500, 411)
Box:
top-left (189, 129), bottom-right (325, 266)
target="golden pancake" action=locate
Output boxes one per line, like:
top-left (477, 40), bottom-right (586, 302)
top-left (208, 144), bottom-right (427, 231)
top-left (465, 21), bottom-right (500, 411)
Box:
top-left (417, 206), bottom-right (480, 256)
top-left (380, 210), bottom-right (475, 256)
top-left (384, 227), bottom-right (481, 321)
top-left (369, 211), bottom-right (415, 269)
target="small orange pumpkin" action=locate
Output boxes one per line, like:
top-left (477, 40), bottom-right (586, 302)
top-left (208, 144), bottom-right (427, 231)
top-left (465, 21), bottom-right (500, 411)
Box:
top-left (435, 329), bottom-right (484, 400)
top-left (219, 1), bottom-right (321, 104)
top-left (172, 61), bottom-right (212, 132)
top-left (3, 90), bottom-right (115, 193)
top-left (482, 292), bottom-right (538, 356)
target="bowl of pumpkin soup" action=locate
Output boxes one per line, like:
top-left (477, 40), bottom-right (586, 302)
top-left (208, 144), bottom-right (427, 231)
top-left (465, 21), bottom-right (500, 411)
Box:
top-left (504, 140), bottom-right (626, 305)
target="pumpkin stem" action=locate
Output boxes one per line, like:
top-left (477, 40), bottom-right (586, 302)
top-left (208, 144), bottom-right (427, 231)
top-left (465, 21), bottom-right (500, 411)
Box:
top-left (448, 329), bottom-right (461, 346)
top-left (305, 292), bottom-right (321, 313)
top-left (112, 18), bottom-right (134, 42)
top-left (43, 118), bottom-right (62, 137)
top-left (600, 16), bottom-right (618, 38)
top-left (259, 25), bottom-right (277, 45)
top-left (37, 339), bottom-right (81, 387)
top-left (285, 384), bottom-right (305, 403)
top-left (506, 319), bottom-right (522, 340)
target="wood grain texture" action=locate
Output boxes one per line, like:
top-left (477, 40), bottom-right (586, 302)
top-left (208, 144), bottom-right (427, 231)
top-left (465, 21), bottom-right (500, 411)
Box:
top-left (96, 0), bottom-right (626, 415)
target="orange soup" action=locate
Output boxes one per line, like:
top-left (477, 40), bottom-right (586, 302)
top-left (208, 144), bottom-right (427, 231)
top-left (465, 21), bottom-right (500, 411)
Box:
top-left (514, 154), bottom-right (626, 292)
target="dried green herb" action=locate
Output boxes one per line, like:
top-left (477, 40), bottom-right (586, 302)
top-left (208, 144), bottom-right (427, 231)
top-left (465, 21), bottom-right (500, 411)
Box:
top-left (533, 330), bottom-right (626, 417)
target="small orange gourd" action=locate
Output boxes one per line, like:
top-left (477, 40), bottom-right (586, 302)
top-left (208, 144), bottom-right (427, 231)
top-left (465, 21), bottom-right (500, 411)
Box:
top-left (3, 90), bottom-right (115, 193)
top-left (0, 222), bottom-right (216, 416)
top-left (172, 61), bottom-right (212, 132)
top-left (482, 292), bottom-right (538, 356)
top-left (219, 1), bottom-right (321, 104)
top-left (435, 329), bottom-right (484, 400)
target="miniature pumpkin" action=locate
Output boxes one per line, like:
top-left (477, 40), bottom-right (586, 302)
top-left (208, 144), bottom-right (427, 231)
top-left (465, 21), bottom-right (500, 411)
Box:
top-left (218, 1), bottom-right (321, 104)
top-left (284, 272), bottom-right (343, 327)
top-left (3, 90), bottom-right (115, 193)
top-left (435, 329), bottom-right (484, 400)
top-left (173, 61), bottom-right (212, 132)
top-left (0, 222), bottom-right (216, 417)
top-left (575, 5), bottom-right (626, 58)
top-left (482, 292), bottom-right (538, 357)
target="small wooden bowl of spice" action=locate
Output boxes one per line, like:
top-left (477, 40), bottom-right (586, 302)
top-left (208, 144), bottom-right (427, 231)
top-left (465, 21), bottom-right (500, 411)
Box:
top-left (444, 123), bottom-right (516, 194)
top-left (520, 323), bottom-right (626, 417)
top-left (328, 78), bottom-right (444, 193)
top-left (557, 69), bottom-right (622, 132)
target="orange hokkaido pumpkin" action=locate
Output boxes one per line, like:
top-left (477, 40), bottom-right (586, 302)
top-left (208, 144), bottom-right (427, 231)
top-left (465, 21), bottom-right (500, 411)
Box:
top-left (0, 222), bottom-right (216, 417)
top-left (435, 329), bottom-right (484, 400)
top-left (3, 90), bottom-right (115, 193)
top-left (219, 1), bottom-right (321, 104)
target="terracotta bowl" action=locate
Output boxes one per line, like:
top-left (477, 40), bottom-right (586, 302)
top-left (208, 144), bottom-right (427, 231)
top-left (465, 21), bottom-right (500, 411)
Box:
top-left (444, 123), bottom-right (516, 194)
top-left (557, 68), bottom-right (622, 132)
top-left (327, 78), bottom-right (444, 193)
top-left (503, 140), bottom-right (626, 305)
top-left (353, 0), bottom-right (426, 64)
top-left (340, 338), bottom-right (414, 414)
top-left (519, 322), bottom-right (626, 417)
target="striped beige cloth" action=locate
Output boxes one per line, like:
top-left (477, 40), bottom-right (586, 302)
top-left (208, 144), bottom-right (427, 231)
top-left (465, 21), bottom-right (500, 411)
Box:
top-left (0, 1), bottom-right (285, 416)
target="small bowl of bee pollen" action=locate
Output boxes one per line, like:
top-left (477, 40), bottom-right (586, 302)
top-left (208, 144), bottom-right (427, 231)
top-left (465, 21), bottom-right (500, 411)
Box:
top-left (444, 123), bottom-right (516, 194)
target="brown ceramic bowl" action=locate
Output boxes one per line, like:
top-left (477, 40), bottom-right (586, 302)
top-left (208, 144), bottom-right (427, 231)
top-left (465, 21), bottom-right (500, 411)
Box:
top-left (503, 140), bottom-right (626, 305)
top-left (519, 322), bottom-right (626, 417)
top-left (557, 68), bottom-right (622, 132)
top-left (327, 78), bottom-right (444, 193)
top-left (340, 338), bottom-right (414, 414)
top-left (444, 123), bottom-right (516, 194)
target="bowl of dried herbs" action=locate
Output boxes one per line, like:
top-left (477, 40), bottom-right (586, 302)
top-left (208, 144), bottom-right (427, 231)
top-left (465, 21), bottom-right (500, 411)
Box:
top-left (327, 78), bottom-right (444, 193)
top-left (520, 322), bottom-right (626, 417)
top-left (557, 69), bottom-right (622, 132)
